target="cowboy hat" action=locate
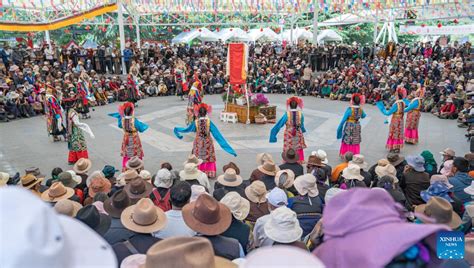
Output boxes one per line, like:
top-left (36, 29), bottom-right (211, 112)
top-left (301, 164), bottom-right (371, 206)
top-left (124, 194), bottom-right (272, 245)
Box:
top-left (220, 191), bottom-right (250, 221)
top-left (126, 157), bottom-right (144, 171)
top-left (19, 174), bottom-right (43, 189)
top-left (217, 168), bottom-right (243, 187)
top-left (258, 160), bottom-right (280, 176)
top-left (184, 154), bottom-right (203, 166)
top-left (88, 176), bottom-right (112, 198)
top-left (182, 194), bottom-right (232, 236)
top-left (139, 170), bottom-right (152, 184)
top-left (73, 158), bottom-right (92, 174)
top-left (264, 206), bottom-right (303, 243)
top-left (274, 169), bottom-right (295, 189)
top-left (179, 163), bottom-right (201, 181)
top-left (25, 167), bottom-right (45, 179)
top-left (154, 168), bottom-right (173, 188)
top-left (440, 148), bottom-right (455, 157)
top-left (0, 187), bottom-right (117, 268)
top-left (281, 149), bottom-right (299, 164)
top-left (138, 237), bottom-right (236, 268)
top-left (104, 189), bottom-right (131, 219)
top-left (415, 196), bottom-right (461, 229)
top-left (294, 174), bottom-right (319, 197)
top-left (121, 198), bottom-right (167, 234)
top-left (342, 164), bottom-right (364, 181)
top-left (124, 178), bottom-right (153, 203)
top-left (307, 155), bottom-right (324, 167)
top-left (76, 205), bottom-right (112, 235)
top-left (245, 181), bottom-right (267, 204)
top-left (222, 162), bottom-right (240, 175)
top-left (54, 199), bottom-right (83, 217)
top-left (41, 182), bottom-right (75, 203)
top-left (117, 170), bottom-right (140, 186)
top-left (349, 154), bottom-right (368, 169)
top-left (386, 153), bottom-right (405, 166)
top-left (375, 164), bottom-right (398, 183)
top-left (58, 171), bottom-right (79, 188)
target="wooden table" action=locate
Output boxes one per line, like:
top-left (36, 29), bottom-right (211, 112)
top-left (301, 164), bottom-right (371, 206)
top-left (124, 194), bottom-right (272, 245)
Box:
top-left (225, 103), bottom-right (276, 124)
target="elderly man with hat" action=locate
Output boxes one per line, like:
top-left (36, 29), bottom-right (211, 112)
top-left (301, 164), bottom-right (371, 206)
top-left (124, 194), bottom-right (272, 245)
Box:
top-left (255, 160), bottom-right (280, 191)
top-left (182, 194), bottom-right (244, 260)
top-left (152, 181), bottom-right (195, 239)
top-left (103, 189), bottom-right (134, 245)
top-left (213, 168), bottom-right (245, 201)
top-left (400, 155), bottom-right (430, 210)
top-left (253, 187), bottom-right (288, 248)
top-left (279, 149), bottom-right (304, 178)
top-left (112, 198), bottom-right (167, 263)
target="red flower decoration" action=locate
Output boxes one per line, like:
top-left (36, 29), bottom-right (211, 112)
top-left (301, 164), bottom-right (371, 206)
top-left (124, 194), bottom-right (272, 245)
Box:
top-left (152, 27), bottom-right (156, 32)
top-left (85, 25), bottom-right (91, 31)
top-left (230, 28), bottom-right (233, 31)
top-left (437, 23), bottom-right (442, 28)
top-left (453, 19), bottom-right (459, 24)
top-left (198, 29), bottom-right (202, 32)
top-left (421, 24), bottom-right (426, 28)
top-left (260, 28), bottom-right (263, 32)
top-left (216, 27), bottom-right (220, 32)
top-left (355, 26), bottom-right (361, 31)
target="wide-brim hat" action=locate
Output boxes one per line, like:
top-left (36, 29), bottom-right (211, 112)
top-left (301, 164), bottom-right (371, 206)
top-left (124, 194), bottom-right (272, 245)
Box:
top-left (387, 153), bottom-right (405, 166)
top-left (124, 178), bottom-right (154, 202)
top-left (274, 169), bottom-right (295, 189)
top-left (179, 163), bottom-right (201, 181)
top-left (406, 155), bottom-right (425, 172)
top-left (25, 167), bottom-right (46, 179)
top-left (257, 161), bottom-right (280, 176)
top-left (264, 207), bottom-right (303, 243)
top-left (256, 153), bottom-right (273, 165)
top-left (182, 194), bottom-right (232, 236)
top-left (41, 182), bottom-right (75, 203)
top-left (126, 156), bottom-right (144, 171)
top-left (88, 177), bottom-right (112, 198)
top-left (294, 174), bottom-right (319, 197)
top-left (341, 164), bottom-right (364, 181)
top-left (414, 197), bottom-right (462, 229)
top-left (66, 170), bottom-right (82, 185)
top-left (349, 154), bottom-right (368, 169)
top-left (220, 192), bottom-right (250, 221)
top-left (121, 198), bottom-right (167, 233)
top-left (73, 158), bottom-right (92, 174)
top-left (104, 189), bottom-right (131, 218)
top-left (282, 149), bottom-right (299, 164)
top-left (184, 154), bottom-right (203, 166)
top-left (217, 168), bottom-right (243, 187)
top-left (375, 164), bottom-right (399, 183)
top-left (54, 199), bottom-right (83, 217)
top-left (245, 181), bottom-right (267, 203)
top-left (20, 174), bottom-right (43, 189)
top-left (307, 155), bottom-right (324, 167)
top-left (76, 205), bottom-right (112, 235)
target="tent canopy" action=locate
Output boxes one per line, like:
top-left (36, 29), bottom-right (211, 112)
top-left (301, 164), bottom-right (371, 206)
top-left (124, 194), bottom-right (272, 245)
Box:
top-left (317, 29), bottom-right (342, 44)
top-left (248, 28), bottom-right (279, 42)
top-left (280, 28), bottom-right (313, 42)
top-left (172, 28), bottom-right (220, 44)
top-left (215, 28), bottom-right (252, 42)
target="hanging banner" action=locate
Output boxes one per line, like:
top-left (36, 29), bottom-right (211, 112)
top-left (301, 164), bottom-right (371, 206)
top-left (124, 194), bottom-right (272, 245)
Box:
top-left (226, 43), bottom-right (248, 85)
top-left (399, 24), bottom-right (474, 36)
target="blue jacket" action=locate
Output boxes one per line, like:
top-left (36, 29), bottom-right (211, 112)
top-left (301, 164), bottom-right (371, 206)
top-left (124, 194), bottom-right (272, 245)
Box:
top-left (448, 172), bottom-right (472, 204)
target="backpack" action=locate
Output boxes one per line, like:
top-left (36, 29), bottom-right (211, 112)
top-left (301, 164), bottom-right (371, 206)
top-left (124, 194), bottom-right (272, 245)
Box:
top-left (151, 188), bottom-right (171, 212)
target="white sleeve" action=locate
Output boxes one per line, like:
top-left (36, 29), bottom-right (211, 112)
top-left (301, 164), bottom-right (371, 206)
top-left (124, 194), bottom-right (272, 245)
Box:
top-left (71, 112), bottom-right (95, 138)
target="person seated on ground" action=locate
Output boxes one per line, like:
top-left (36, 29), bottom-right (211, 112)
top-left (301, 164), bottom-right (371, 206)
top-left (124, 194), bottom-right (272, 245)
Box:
top-left (250, 153), bottom-right (273, 182)
top-left (274, 169), bottom-right (296, 198)
top-left (386, 152), bottom-right (408, 183)
top-left (377, 175), bottom-right (406, 207)
top-left (331, 151), bottom-right (353, 184)
top-left (220, 191), bottom-right (252, 254)
top-left (437, 98), bottom-right (457, 119)
top-left (414, 196), bottom-right (464, 232)
top-left (264, 206), bottom-right (307, 250)
top-left (214, 167), bottom-right (245, 201)
top-left (256, 160), bottom-right (280, 191)
top-left (280, 149), bottom-right (304, 178)
top-left (103, 189), bottom-right (134, 245)
top-left (420, 180), bottom-right (464, 218)
top-left (153, 181), bottom-right (195, 239)
top-left (340, 164), bottom-right (367, 189)
top-left (244, 180), bottom-right (270, 225)
top-left (449, 157), bottom-right (472, 204)
top-left (400, 155), bottom-right (431, 211)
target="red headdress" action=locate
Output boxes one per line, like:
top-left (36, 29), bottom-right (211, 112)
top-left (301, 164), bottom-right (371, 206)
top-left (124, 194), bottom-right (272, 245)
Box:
top-left (194, 103), bottom-right (212, 116)
top-left (350, 93), bottom-right (366, 106)
top-left (397, 87), bottom-right (407, 99)
top-left (119, 102), bottom-right (135, 117)
top-left (286, 96), bottom-right (303, 109)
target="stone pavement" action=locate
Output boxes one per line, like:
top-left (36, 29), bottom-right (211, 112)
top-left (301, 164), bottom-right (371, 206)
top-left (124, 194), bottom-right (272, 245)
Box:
top-left (0, 94), bottom-right (468, 178)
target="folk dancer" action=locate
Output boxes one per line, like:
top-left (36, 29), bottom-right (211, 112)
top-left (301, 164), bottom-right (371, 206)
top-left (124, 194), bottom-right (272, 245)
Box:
top-left (337, 93), bottom-right (367, 157)
top-left (174, 60), bottom-right (187, 100)
top-left (174, 103), bottom-right (237, 178)
top-left (63, 97), bottom-right (94, 164)
top-left (404, 86), bottom-right (424, 145)
top-left (186, 81), bottom-right (203, 124)
top-left (126, 74), bottom-right (141, 105)
top-left (44, 86), bottom-right (66, 142)
top-left (109, 102), bottom-right (149, 171)
top-left (77, 71), bottom-right (93, 119)
top-left (270, 96), bottom-right (307, 162)
top-left (376, 87), bottom-right (414, 153)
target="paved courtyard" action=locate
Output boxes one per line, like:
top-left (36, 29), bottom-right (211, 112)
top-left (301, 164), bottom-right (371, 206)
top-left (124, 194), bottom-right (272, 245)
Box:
top-left (0, 94), bottom-right (468, 177)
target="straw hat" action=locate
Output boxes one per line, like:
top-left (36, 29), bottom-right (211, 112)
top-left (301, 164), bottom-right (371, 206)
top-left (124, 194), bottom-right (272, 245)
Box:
top-left (54, 199), bottom-right (83, 217)
top-left (274, 169), bottom-right (295, 189)
top-left (342, 164), bottom-right (364, 181)
top-left (124, 178), bottom-right (153, 203)
top-left (117, 170), bottom-right (140, 186)
top-left (126, 157), bottom-right (144, 171)
top-left (182, 194), bottom-right (232, 236)
top-left (220, 191), bottom-right (250, 221)
top-left (73, 158), bottom-right (92, 174)
top-left (415, 196), bottom-right (462, 229)
top-left (121, 198), bottom-right (167, 234)
top-left (41, 182), bottom-right (75, 203)
top-left (217, 168), bottom-right (243, 187)
top-left (245, 181), bottom-right (267, 203)
top-left (184, 154), bottom-right (203, 166)
top-left (138, 237), bottom-right (236, 268)
top-left (264, 206), bottom-right (303, 243)
top-left (256, 153), bottom-right (273, 165)
top-left (19, 174), bottom-right (43, 189)
top-left (257, 160), bottom-right (280, 176)
top-left (350, 154), bottom-right (368, 169)
top-left (180, 163), bottom-right (201, 181)
top-left (375, 164), bottom-right (398, 183)
top-left (294, 174), bottom-right (319, 197)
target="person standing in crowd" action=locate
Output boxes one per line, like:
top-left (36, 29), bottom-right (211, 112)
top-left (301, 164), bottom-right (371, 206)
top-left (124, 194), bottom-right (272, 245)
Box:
top-left (109, 102), bottom-right (149, 171)
top-left (270, 96), bottom-right (307, 162)
top-left (174, 103), bottom-right (237, 178)
top-left (44, 86), bottom-right (66, 142)
top-left (337, 93), bottom-right (366, 157)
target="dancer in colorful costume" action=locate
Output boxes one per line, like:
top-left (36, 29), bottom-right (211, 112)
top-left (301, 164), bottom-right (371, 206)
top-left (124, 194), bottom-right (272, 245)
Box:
top-left (337, 93), bottom-right (367, 157)
top-left (126, 74), bottom-right (141, 105)
top-left (186, 81), bottom-right (203, 124)
top-left (109, 102), bottom-right (149, 170)
top-left (63, 97), bottom-right (94, 164)
top-left (44, 86), bottom-right (66, 142)
top-left (270, 96), bottom-right (307, 162)
top-left (77, 71), bottom-right (93, 119)
top-left (376, 87), bottom-right (413, 152)
top-left (404, 86), bottom-right (424, 145)
top-left (174, 60), bottom-right (187, 100)
top-left (174, 103), bottom-right (236, 178)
